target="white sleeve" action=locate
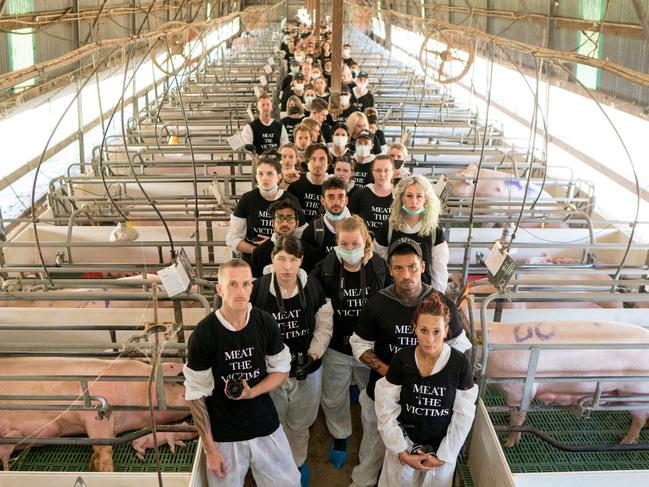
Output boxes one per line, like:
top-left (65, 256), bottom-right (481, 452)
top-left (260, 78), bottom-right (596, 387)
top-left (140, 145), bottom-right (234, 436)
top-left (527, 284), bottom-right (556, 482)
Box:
top-left (435, 385), bottom-right (478, 463)
top-left (225, 215), bottom-right (248, 251)
top-left (240, 124), bottom-right (254, 145)
top-left (183, 364), bottom-right (215, 401)
top-left (375, 377), bottom-right (408, 455)
top-left (430, 240), bottom-right (449, 293)
top-left (308, 298), bottom-right (334, 359)
top-left (294, 222), bottom-right (308, 238)
top-left (266, 344), bottom-right (291, 373)
top-left (280, 125), bottom-right (289, 145)
top-left (380, 144), bottom-right (388, 154)
top-left (373, 240), bottom-right (388, 261)
top-left (350, 332), bottom-right (375, 362)
top-left (447, 330), bottom-right (472, 354)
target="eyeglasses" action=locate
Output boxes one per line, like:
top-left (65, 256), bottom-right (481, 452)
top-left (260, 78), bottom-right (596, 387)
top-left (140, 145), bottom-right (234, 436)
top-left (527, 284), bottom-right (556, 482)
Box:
top-left (274, 215), bottom-right (297, 222)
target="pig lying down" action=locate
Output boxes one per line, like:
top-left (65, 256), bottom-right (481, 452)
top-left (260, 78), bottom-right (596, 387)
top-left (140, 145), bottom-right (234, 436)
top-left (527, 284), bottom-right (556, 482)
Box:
top-left (482, 320), bottom-right (649, 447)
top-left (0, 357), bottom-right (189, 471)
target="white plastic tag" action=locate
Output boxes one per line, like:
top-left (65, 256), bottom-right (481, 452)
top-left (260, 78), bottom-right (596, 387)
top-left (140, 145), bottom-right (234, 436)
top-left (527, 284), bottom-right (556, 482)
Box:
top-left (485, 241), bottom-right (507, 276)
top-left (267, 56), bottom-right (275, 66)
top-left (253, 85), bottom-right (262, 97)
top-left (263, 64), bottom-right (273, 75)
top-left (228, 132), bottom-right (244, 151)
top-left (485, 241), bottom-right (516, 291)
top-left (246, 106), bottom-right (255, 121)
top-left (434, 175), bottom-right (448, 197)
top-left (158, 262), bottom-right (190, 297)
top-left (259, 74), bottom-right (268, 86)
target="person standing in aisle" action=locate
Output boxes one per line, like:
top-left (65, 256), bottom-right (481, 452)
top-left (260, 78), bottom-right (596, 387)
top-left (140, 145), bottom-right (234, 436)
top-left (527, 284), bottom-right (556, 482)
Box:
top-left (375, 293), bottom-right (477, 487)
top-left (347, 238), bottom-right (471, 487)
top-left (241, 94), bottom-right (288, 154)
top-left (288, 143), bottom-right (331, 222)
top-left (348, 155), bottom-right (394, 233)
top-left (251, 235), bottom-right (333, 486)
top-left (374, 175), bottom-right (449, 292)
top-left (226, 155), bottom-right (305, 263)
top-left (183, 258), bottom-right (300, 487)
top-left (309, 216), bottom-right (390, 470)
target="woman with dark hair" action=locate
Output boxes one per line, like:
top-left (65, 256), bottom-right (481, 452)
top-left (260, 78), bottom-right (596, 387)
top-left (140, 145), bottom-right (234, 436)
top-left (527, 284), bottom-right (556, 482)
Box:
top-left (226, 155), bottom-right (306, 261)
top-left (375, 293), bottom-right (477, 487)
top-left (251, 234), bottom-right (333, 485)
top-left (329, 123), bottom-right (351, 161)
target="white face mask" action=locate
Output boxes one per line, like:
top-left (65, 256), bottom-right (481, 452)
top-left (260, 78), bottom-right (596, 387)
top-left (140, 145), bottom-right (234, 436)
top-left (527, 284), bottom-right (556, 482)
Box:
top-left (340, 95), bottom-right (350, 105)
top-left (342, 49), bottom-right (351, 58)
top-left (335, 246), bottom-right (364, 266)
top-left (333, 135), bottom-right (348, 147)
top-left (304, 95), bottom-right (315, 106)
top-left (295, 55), bottom-right (305, 62)
top-left (356, 81), bottom-right (367, 90)
top-left (355, 144), bottom-right (371, 157)
top-left (294, 83), bottom-right (304, 91)
top-left (311, 73), bottom-right (320, 79)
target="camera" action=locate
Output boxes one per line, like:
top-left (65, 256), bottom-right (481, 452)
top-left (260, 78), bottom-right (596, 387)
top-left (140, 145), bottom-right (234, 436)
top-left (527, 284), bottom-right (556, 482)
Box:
top-left (290, 352), bottom-right (315, 381)
top-left (410, 444), bottom-right (435, 456)
top-left (226, 373), bottom-right (244, 399)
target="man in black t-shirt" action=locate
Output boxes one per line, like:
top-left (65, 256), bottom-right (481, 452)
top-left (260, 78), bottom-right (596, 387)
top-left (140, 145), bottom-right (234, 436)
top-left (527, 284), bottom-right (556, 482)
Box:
top-left (301, 177), bottom-right (351, 262)
top-left (251, 199), bottom-right (319, 277)
top-left (183, 259), bottom-right (300, 486)
top-left (347, 238), bottom-right (471, 487)
top-left (241, 94), bottom-right (289, 154)
top-left (288, 143), bottom-right (331, 222)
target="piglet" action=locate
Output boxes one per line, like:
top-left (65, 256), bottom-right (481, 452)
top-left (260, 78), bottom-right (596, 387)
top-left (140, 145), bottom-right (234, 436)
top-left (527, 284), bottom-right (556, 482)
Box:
top-left (131, 422), bottom-right (197, 461)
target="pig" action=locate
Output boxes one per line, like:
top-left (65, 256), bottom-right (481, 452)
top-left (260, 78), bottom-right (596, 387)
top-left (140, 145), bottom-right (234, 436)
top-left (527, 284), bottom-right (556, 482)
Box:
top-left (482, 320), bottom-right (649, 447)
top-left (0, 358), bottom-right (189, 471)
top-left (451, 163), bottom-right (552, 200)
top-left (131, 421), bottom-right (197, 461)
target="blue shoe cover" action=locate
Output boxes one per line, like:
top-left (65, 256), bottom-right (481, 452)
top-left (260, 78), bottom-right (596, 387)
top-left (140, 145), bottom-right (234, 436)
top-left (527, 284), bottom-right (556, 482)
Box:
top-left (299, 463), bottom-right (310, 487)
top-left (328, 438), bottom-right (348, 469)
top-left (350, 385), bottom-right (360, 405)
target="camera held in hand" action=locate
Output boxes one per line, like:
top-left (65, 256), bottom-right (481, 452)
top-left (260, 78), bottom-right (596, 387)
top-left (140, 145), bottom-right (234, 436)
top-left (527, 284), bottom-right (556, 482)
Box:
top-left (226, 373), bottom-right (244, 399)
top-left (290, 352), bottom-right (315, 381)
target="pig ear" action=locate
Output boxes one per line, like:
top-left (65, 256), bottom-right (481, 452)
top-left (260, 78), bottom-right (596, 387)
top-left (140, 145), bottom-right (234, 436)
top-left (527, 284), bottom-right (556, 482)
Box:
top-left (467, 162), bottom-right (478, 171)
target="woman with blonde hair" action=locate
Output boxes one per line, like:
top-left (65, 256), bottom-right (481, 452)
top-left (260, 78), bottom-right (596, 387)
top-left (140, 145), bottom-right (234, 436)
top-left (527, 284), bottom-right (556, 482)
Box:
top-left (388, 142), bottom-right (410, 183)
top-left (348, 111), bottom-right (382, 156)
top-left (310, 215), bottom-right (390, 470)
top-left (373, 175), bottom-right (449, 292)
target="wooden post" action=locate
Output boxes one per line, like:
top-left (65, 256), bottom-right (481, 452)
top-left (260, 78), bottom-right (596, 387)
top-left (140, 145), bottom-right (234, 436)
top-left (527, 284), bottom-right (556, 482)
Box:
top-left (315, 0), bottom-right (321, 48)
top-left (329, 0), bottom-right (343, 119)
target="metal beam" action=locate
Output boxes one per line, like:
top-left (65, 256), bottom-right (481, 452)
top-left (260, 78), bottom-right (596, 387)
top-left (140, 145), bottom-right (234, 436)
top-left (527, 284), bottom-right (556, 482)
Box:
top-left (632, 0), bottom-right (649, 40)
top-left (329, 0), bottom-right (343, 119)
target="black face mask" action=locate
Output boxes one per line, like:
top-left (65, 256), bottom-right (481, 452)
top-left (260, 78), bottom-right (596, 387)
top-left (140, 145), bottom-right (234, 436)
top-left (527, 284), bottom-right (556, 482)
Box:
top-left (288, 106), bottom-right (301, 115)
top-left (393, 159), bottom-right (405, 169)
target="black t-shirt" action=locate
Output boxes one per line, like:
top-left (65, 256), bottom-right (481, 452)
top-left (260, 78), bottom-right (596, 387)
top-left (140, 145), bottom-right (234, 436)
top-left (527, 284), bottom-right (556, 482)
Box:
top-left (321, 121), bottom-right (332, 143)
top-left (251, 275), bottom-right (327, 357)
top-left (310, 254), bottom-right (389, 355)
top-left (352, 92), bottom-right (375, 112)
top-left (327, 104), bottom-right (359, 126)
top-left (233, 190), bottom-right (304, 243)
top-left (354, 286), bottom-right (464, 400)
top-left (249, 119), bottom-right (283, 154)
top-left (301, 217), bottom-right (338, 262)
top-left (250, 238), bottom-right (319, 278)
top-left (186, 308), bottom-right (285, 442)
top-left (375, 129), bottom-right (387, 147)
top-left (375, 224), bottom-right (446, 286)
top-left (287, 174), bottom-right (323, 222)
top-left (348, 187), bottom-right (393, 234)
top-left (280, 89), bottom-right (305, 112)
top-left (281, 73), bottom-right (295, 92)
top-left (281, 116), bottom-right (304, 142)
top-left (387, 346), bottom-right (474, 448)
top-left (352, 159), bottom-right (373, 186)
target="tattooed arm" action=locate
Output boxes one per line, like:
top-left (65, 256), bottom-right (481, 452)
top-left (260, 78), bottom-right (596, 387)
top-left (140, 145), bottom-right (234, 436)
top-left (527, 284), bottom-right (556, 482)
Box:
top-left (190, 398), bottom-right (228, 479)
top-left (359, 349), bottom-right (389, 376)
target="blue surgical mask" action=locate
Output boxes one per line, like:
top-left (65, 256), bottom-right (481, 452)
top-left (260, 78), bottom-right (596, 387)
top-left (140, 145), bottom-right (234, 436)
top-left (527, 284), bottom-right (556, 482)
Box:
top-left (325, 210), bottom-right (346, 221)
top-left (259, 185), bottom-right (278, 195)
top-left (334, 246), bottom-right (364, 266)
top-left (402, 204), bottom-right (425, 216)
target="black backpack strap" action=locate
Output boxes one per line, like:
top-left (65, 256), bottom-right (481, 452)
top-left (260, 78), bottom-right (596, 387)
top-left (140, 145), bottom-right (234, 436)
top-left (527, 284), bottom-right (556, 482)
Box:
top-left (314, 217), bottom-right (325, 248)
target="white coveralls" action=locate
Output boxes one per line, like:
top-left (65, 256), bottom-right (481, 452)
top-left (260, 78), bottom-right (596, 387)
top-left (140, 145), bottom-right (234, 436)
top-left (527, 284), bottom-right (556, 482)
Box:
top-left (183, 307), bottom-right (301, 487)
top-left (267, 269), bottom-right (334, 466)
top-left (374, 344), bottom-right (479, 487)
top-left (349, 331), bottom-right (472, 487)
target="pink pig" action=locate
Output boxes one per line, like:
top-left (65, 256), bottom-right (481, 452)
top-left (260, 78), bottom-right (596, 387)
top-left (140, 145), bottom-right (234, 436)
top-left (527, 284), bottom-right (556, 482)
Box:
top-left (131, 421), bottom-right (197, 461)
